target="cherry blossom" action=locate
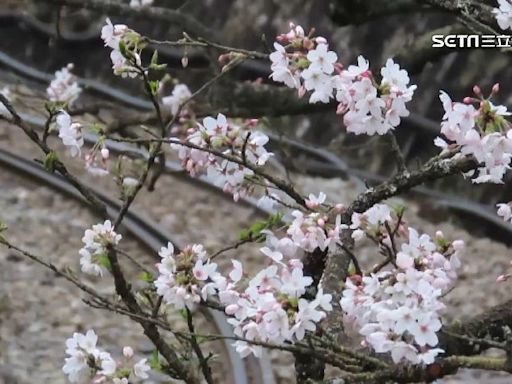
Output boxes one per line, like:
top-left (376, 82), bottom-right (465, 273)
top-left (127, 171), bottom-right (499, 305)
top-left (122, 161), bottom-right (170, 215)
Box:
top-left (101, 19), bottom-right (142, 78)
top-left (494, 0), bottom-right (512, 31)
top-left (63, 330), bottom-right (116, 383)
top-left (63, 330), bottom-right (152, 383)
top-left (133, 358), bottom-right (151, 379)
top-left (56, 111), bottom-right (84, 158)
top-left (268, 26), bottom-right (416, 134)
top-left (155, 243), bottom-right (220, 309)
top-left (79, 220), bottom-right (122, 276)
top-left (436, 88), bottom-right (512, 183)
top-left (497, 202), bottom-right (512, 223)
top-left (307, 43), bottom-right (338, 74)
top-left (171, 113), bottom-right (273, 201)
top-left (162, 83), bottom-right (192, 115)
top-left (46, 64), bottom-right (82, 106)
top-left (341, 216), bottom-right (463, 365)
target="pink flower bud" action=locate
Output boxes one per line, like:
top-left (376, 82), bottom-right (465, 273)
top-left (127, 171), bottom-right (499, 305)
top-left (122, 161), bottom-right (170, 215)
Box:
top-left (181, 56), bottom-right (189, 68)
top-left (123, 346), bottom-right (134, 358)
top-left (218, 53), bottom-right (230, 65)
top-left (225, 304), bottom-right (239, 315)
top-left (463, 97), bottom-right (473, 104)
top-left (473, 85), bottom-right (481, 96)
top-left (315, 36), bottom-right (327, 45)
top-left (101, 148), bottom-right (110, 160)
top-left (335, 203), bottom-right (346, 213)
top-left (496, 274), bottom-right (510, 283)
top-left (492, 83), bottom-right (500, 94)
top-left (317, 218), bottom-right (325, 227)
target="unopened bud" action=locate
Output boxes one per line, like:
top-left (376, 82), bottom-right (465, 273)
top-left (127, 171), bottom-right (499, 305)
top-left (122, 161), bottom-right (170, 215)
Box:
top-left (123, 346), bottom-right (134, 358)
top-left (315, 36), bottom-right (327, 45)
top-left (317, 218), bottom-right (325, 227)
top-left (435, 231), bottom-right (444, 239)
top-left (225, 304), bottom-right (239, 315)
top-left (218, 53), bottom-right (230, 65)
top-left (463, 97), bottom-right (473, 105)
top-left (497, 274), bottom-right (510, 283)
top-left (335, 203), bottom-right (346, 213)
top-left (101, 148), bottom-right (109, 160)
top-left (492, 83), bottom-right (500, 94)
top-left (473, 85), bottom-right (482, 96)
top-left (181, 56), bottom-right (189, 68)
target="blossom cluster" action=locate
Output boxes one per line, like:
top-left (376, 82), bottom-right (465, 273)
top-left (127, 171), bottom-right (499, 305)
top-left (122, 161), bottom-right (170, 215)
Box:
top-left (171, 113), bottom-right (273, 201)
top-left (79, 220), bottom-right (122, 276)
top-left (342, 205), bottom-right (463, 365)
top-left (155, 242), bottom-right (220, 309)
top-left (222, 260), bottom-right (332, 357)
top-left (154, 239), bottom-right (332, 358)
top-left (494, 0), bottom-right (512, 31)
top-left (436, 87), bottom-right (512, 183)
top-left (269, 24), bottom-right (416, 135)
top-left (46, 64), bottom-right (82, 106)
top-left (101, 18), bottom-right (142, 78)
top-left (63, 330), bottom-right (150, 383)
top-left (287, 193), bottom-right (347, 253)
top-left (154, 193), bottom-right (347, 358)
top-left (55, 110), bottom-right (110, 175)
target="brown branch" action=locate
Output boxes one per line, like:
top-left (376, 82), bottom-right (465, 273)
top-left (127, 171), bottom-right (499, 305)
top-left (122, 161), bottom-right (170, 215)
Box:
top-left (185, 307), bottom-right (214, 384)
top-left (42, 0), bottom-right (214, 38)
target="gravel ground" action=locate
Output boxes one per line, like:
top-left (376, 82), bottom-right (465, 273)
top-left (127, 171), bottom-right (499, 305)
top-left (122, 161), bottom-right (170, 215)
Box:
top-left (1, 79), bottom-right (512, 384)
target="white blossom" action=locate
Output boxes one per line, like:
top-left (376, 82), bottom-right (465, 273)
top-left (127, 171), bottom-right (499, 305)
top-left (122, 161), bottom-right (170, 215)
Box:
top-left (47, 64), bottom-right (82, 106)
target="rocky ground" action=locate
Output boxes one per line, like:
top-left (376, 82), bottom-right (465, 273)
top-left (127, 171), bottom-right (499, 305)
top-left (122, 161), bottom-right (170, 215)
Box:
top-left (0, 74), bottom-right (512, 384)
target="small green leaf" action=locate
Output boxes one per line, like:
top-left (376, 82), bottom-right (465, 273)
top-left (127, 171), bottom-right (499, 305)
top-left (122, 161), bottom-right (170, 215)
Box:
top-left (149, 80), bottom-right (159, 96)
top-left (43, 151), bottom-right (59, 172)
top-left (148, 350), bottom-right (163, 371)
top-left (239, 229), bottom-right (251, 241)
top-left (178, 308), bottom-right (188, 319)
top-left (138, 271), bottom-right (154, 283)
top-left (96, 253), bottom-right (112, 272)
top-left (151, 50), bottom-right (159, 66)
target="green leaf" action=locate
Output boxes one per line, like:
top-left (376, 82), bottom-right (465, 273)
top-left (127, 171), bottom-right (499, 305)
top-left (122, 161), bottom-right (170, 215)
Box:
top-left (148, 350), bottom-right (163, 371)
top-left (96, 253), bottom-right (112, 272)
top-left (43, 151), bottom-right (59, 172)
top-left (151, 49), bottom-right (159, 66)
top-left (239, 213), bottom-right (284, 241)
top-left (138, 271), bottom-right (154, 283)
top-left (178, 308), bottom-right (188, 319)
top-left (149, 80), bottom-right (159, 96)
top-left (239, 228), bottom-right (251, 241)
